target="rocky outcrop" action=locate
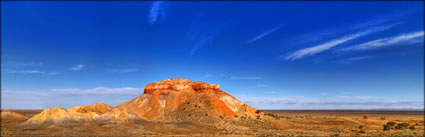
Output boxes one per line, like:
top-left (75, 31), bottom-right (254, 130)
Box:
top-left (1, 110), bottom-right (27, 120)
top-left (144, 78), bottom-right (220, 93)
top-left (21, 78), bottom-right (259, 126)
top-left (20, 108), bottom-right (98, 126)
top-left (68, 102), bottom-right (112, 114)
top-left (21, 103), bottom-right (111, 126)
top-left (116, 78), bottom-right (258, 122)
top-left (20, 102), bottom-right (143, 126)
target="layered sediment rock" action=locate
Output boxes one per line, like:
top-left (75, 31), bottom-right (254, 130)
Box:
top-left (22, 78), bottom-right (259, 125)
top-left (116, 78), bottom-right (258, 122)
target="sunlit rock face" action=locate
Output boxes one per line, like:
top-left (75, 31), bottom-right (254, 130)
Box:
top-left (116, 78), bottom-right (257, 122)
top-left (68, 102), bottom-right (112, 114)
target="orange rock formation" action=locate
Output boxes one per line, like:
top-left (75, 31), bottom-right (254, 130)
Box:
top-left (21, 78), bottom-right (259, 125)
top-left (115, 78), bottom-right (257, 122)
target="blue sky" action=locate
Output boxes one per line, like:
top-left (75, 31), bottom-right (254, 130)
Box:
top-left (1, 1), bottom-right (424, 109)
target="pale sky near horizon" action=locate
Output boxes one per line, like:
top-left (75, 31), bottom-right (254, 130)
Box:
top-left (1, 1), bottom-right (424, 109)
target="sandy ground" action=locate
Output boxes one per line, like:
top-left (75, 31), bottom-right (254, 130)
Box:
top-left (2, 110), bottom-right (424, 137)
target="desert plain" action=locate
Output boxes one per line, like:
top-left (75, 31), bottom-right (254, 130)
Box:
top-left (2, 109), bottom-right (424, 137)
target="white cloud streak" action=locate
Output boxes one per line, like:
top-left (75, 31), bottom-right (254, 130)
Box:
top-left (246, 23), bottom-right (284, 44)
top-left (6, 70), bottom-right (44, 74)
top-left (149, 1), bottom-right (167, 24)
top-left (254, 84), bottom-right (267, 88)
top-left (3, 69), bottom-right (60, 75)
top-left (337, 31), bottom-right (425, 52)
top-left (335, 56), bottom-right (374, 64)
top-left (230, 76), bottom-right (263, 80)
top-left (4, 62), bottom-right (43, 67)
top-left (70, 64), bottom-right (85, 71)
top-left (283, 23), bottom-right (400, 61)
top-left (49, 87), bottom-right (143, 95)
top-left (106, 68), bottom-right (139, 73)
top-left (190, 31), bottom-right (218, 56)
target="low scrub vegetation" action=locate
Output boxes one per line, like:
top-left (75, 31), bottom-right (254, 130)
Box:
top-left (383, 121), bottom-right (411, 131)
top-left (264, 113), bottom-right (283, 119)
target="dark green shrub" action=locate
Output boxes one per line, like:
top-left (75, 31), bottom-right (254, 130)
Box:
top-left (395, 122), bottom-right (409, 129)
top-left (380, 117), bottom-right (386, 120)
top-left (387, 121), bottom-right (396, 127)
top-left (383, 124), bottom-right (391, 131)
top-left (383, 121), bottom-right (396, 131)
top-left (255, 110), bottom-right (263, 114)
top-left (409, 126), bottom-right (415, 130)
top-left (358, 130), bottom-right (366, 133)
top-left (358, 125), bottom-right (363, 130)
top-left (363, 116), bottom-right (368, 119)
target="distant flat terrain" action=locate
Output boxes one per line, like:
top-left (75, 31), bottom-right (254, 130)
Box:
top-left (2, 109), bottom-right (424, 136)
top-left (263, 109), bottom-right (424, 115)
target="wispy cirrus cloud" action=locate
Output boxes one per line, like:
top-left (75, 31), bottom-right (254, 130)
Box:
top-left (254, 84), bottom-right (267, 88)
top-left (190, 30), bottom-right (219, 56)
top-left (49, 87), bottom-right (143, 95)
top-left (106, 68), bottom-right (139, 73)
top-left (3, 62), bottom-right (43, 67)
top-left (148, 1), bottom-right (168, 24)
top-left (335, 56), bottom-right (374, 64)
top-left (3, 69), bottom-right (60, 75)
top-left (282, 23), bottom-right (400, 61)
top-left (281, 8), bottom-right (420, 50)
top-left (230, 76), bottom-right (263, 80)
top-left (337, 30), bottom-right (424, 52)
top-left (204, 74), bottom-right (213, 78)
top-left (188, 18), bottom-right (239, 56)
top-left (6, 70), bottom-right (44, 74)
top-left (70, 64), bottom-right (85, 71)
top-left (246, 23), bottom-right (285, 44)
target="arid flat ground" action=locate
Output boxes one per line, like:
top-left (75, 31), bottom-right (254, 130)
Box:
top-left (2, 109), bottom-right (424, 137)
top-left (262, 110), bottom-right (424, 136)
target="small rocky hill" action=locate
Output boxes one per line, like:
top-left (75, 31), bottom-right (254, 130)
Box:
top-left (1, 110), bottom-right (27, 121)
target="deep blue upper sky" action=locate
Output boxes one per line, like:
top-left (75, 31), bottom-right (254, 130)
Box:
top-left (1, 1), bottom-right (424, 109)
